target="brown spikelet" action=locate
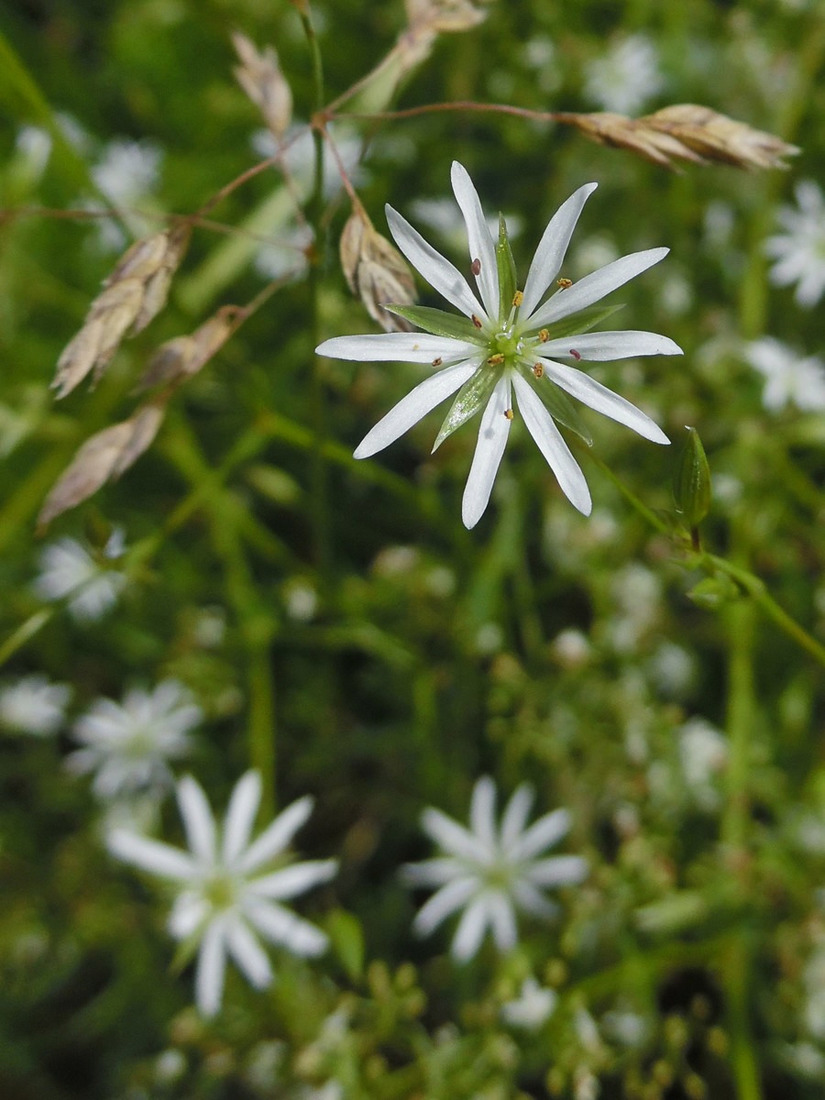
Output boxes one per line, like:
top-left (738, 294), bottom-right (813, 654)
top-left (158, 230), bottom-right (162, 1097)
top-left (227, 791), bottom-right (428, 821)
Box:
top-left (138, 307), bottom-right (239, 391)
top-left (37, 403), bottom-right (166, 529)
top-left (232, 32), bottom-right (292, 138)
top-left (52, 224), bottom-right (192, 398)
top-left (340, 202), bottom-right (416, 332)
top-left (404, 0), bottom-right (487, 33)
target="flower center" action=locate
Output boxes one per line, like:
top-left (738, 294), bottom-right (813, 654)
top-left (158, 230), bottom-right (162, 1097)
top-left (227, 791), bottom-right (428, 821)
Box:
top-left (204, 870), bottom-right (238, 913)
top-left (493, 329), bottom-right (522, 359)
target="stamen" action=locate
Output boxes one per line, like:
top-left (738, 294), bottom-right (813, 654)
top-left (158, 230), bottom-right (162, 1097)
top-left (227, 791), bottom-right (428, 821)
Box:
top-left (471, 314), bottom-right (483, 329)
top-left (557, 277), bottom-right (573, 290)
top-left (538, 329), bottom-right (549, 343)
top-left (504, 408), bottom-right (514, 420)
top-left (471, 258), bottom-right (481, 277)
top-left (487, 353), bottom-right (505, 366)
top-left (432, 357), bottom-right (443, 366)
top-left (533, 362), bottom-right (544, 378)
top-left (512, 290), bottom-right (523, 307)
top-left (569, 349), bottom-right (581, 361)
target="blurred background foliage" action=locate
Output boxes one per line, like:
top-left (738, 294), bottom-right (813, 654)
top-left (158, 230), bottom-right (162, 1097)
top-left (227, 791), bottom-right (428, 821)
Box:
top-left (2, 0), bottom-right (825, 1097)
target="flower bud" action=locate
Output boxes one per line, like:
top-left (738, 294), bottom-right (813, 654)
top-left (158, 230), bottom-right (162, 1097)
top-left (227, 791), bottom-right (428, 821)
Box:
top-left (673, 426), bottom-right (711, 529)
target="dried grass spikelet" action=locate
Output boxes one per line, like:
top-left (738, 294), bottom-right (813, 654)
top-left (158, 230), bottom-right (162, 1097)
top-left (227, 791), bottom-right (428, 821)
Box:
top-left (340, 200), bottom-right (416, 332)
top-left (52, 223), bottom-right (192, 399)
top-left (37, 403), bottom-right (165, 530)
top-left (232, 32), bottom-right (292, 138)
top-left (565, 105), bottom-right (798, 171)
top-left (404, 0), bottom-right (487, 33)
top-left (137, 306), bottom-right (239, 391)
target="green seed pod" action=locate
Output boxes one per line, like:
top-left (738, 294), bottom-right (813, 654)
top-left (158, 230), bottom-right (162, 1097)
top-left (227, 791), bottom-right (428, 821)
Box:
top-left (673, 426), bottom-right (711, 528)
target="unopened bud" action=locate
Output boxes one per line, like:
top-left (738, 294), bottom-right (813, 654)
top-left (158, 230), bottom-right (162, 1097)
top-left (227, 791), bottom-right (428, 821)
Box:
top-left (673, 426), bottom-right (711, 530)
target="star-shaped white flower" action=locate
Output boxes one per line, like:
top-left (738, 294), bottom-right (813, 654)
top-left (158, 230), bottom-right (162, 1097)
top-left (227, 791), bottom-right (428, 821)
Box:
top-left (68, 680), bottom-right (203, 799)
top-left (0, 673), bottom-right (72, 736)
top-left (744, 336), bottom-right (825, 413)
top-left (403, 776), bottom-right (587, 961)
top-left (108, 770), bottom-right (337, 1016)
top-left (317, 162), bottom-right (680, 528)
top-left (765, 181), bottom-right (825, 308)
top-left (34, 529), bottom-right (127, 622)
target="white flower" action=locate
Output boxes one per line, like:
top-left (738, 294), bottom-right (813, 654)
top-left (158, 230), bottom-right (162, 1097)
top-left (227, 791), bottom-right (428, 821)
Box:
top-left (583, 34), bottom-right (665, 116)
top-left (108, 770), bottom-right (337, 1016)
top-left (34, 530), bottom-right (127, 622)
top-left (68, 680), bottom-right (203, 799)
top-left (501, 978), bottom-right (557, 1030)
top-left (403, 776), bottom-right (587, 961)
top-left (92, 138), bottom-right (162, 207)
top-left (0, 674), bottom-right (72, 736)
top-left (743, 337), bottom-right (825, 413)
top-left (679, 717), bottom-right (727, 810)
top-left (317, 162), bottom-right (679, 528)
top-left (765, 181), bottom-right (825, 308)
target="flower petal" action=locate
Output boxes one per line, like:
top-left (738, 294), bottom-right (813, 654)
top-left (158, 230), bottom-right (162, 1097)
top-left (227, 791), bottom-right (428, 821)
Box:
top-left (521, 183), bottom-right (598, 318)
top-left (461, 375), bottom-right (512, 529)
top-left (108, 829), bottom-right (198, 881)
top-left (354, 361), bottom-right (478, 459)
top-left (169, 892), bottom-right (210, 938)
top-left (238, 795), bottom-right (314, 875)
top-left (486, 890), bottom-right (518, 952)
top-left (526, 248), bottom-right (669, 330)
top-left (469, 776), bottom-right (497, 849)
top-left (316, 333), bottom-right (478, 363)
top-left (539, 330), bottom-right (683, 361)
top-left (539, 360), bottom-right (669, 444)
top-left (511, 879), bottom-right (559, 919)
top-left (249, 859), bottom-right (338, 900)
top-left (401, 857), bottom-right (465, 887)
top-left (195, 919), bottom-right (227, 1017)
top-left (451, 161), bottom-right (499, 318)
top-left (526, 855), bottom-right (589, 887)
top-left (421, 806), bottom-right (489, 862)
top-left (177, 775), bottom-right (217, 864)
top-left (222, 771), bottom-right (262, 865)
top-left (386, 205), bottom-right (486, 320)
top-left (451, 895), bottom-right (490, 961)
top-left (412, 876), bottom-right (478, 937)
top-left (500, 784), bottom-right (535, 852)
top-left (245, 898), bottom-right (329, 956)
top-left (225, 918), bottom-right (273, 989)
top-left (511, 373), bottom-right (591, 515)
top-left (510, 806), bottom-right (570, 861)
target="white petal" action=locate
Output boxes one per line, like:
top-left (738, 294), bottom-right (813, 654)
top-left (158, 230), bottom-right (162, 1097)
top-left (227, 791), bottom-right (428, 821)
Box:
top-left (249, 859), bottom-right (338, 900)
top-left (451, 161), bottom-right (499, 317)
top-left (316, 333), bottom-right (478, 363)
top-left (412, 876), bottom-right (478, 936)
top-left (238, 795), bottom-right (314, 874)
top-left (521, 183), bottom-right (598, 317)
top-left (169, 892), bottom-right (210, 938)
top-left (245, 898), bottom-right (329, 956)
top-left (469, 776), bottom-right (498, 848)
top-left (511, 879), bottom-right (559, 919)
top-left (225, 918), bottom-right (273, 989)
top-left (401, 857), bottom-right (465, 887)
top-left (386, 205), bottom-right (486, 320)
top-left (511, 373), bottom-right (592, 515)
top-left (451, 896), bottom-right (490, 961)
top-left (177, 776), bottom-right (217, 864)
top-left (539, 360), bottom-right (669, 444)
top-left (486, 891), bottom-right (518, 952)
top-left (195, 919), bottom-right (227, 1017)
top-left (526, 247), bottom-right (670, 330)
top-left (539, 330), bottom-right (683, 361)
top-left (421, 806), bottom-right (489, 862)
top-left (526, 855), bottom-right (589, 887)
top-left (354, 361), bottom-right (478, 459)
top-left (500, 784), bottom-right (535, 852)
top-left (107, 829), bottom-right (198, 881)
top-left (510, 807), bottom-right (570, 861)
top-left (222, 771), bottom-right (262, 865)
top-left (461, 375), bottom-right (512, 529)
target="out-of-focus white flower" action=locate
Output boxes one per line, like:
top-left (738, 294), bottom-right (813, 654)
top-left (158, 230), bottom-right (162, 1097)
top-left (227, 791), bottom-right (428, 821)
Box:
top-left (743, 337), bottom-right (825, 413)
top-left (318, 162), bottom-right (678, 529)
top-left (15, 125), bottom-right (52, 179)
top-left (92, 139), bottom-right (163, 208)
top-left (501, 978), bottom-right (557, 1030)
top-left (583, 35), bottom-right (665, 116)
top-left (34, 530), bottom-right (127, 622)
top-left (0, 674), bottom-right (72, 736)
top-left (283, 579), bottom-right (319, 622)
top-left (403, 776), bottom-right (587, 961)
top-left (254, 223), bottom-right (313, 281)
top-left (108, 770), bottom-right (337, 1016)
top-left (765, 181), bottom-right (825, 308)
top-left (550, 628), bottom-right (591, 670)
top-left (68, 680), bottom-right (202, 799)
top-left (679, 717), bottom-right (728, 810)
top-left (607, 563), bottom-right (662, 652)
top-left (647, 641), bottom-right (695, 699)
top-left (253, 123), bottom-right (364, 202)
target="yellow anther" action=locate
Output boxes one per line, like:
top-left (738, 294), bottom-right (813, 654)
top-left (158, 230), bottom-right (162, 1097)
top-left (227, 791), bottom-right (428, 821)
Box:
top-left (538, 329), bottom-right (550, 343)
top-left (487, 353), bottom-right (505, 366)
top-left (512, 290), bottom-right (523, 307)
top-left (533, 362), bottom-right (544, 378)
top-left (431, 357), bottom-right (442, 367)
top-left (504, 408), bottom-right (514, 420)
top-left (557, 277), bottom-right (573, 289)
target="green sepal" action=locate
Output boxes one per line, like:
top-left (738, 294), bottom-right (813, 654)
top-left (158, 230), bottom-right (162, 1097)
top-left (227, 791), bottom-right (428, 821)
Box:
top-left (673, 426), bottom-right (711, 527)
top-left (520, 365), bottom-right (593, 445)
top-left (496, 214), bottom-right (517, 318)
top-left (385, 304), bottom-right (483, 342)
top-left (433, 366), bottom-right (500, 451)
top-left (539, 302), bottom-right (625, 341)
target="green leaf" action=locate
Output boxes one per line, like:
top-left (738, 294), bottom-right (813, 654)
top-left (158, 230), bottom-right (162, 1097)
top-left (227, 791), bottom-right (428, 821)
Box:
top-left (538, 302), bottom-right (625, 341)
top-left (520, 366), bottom-right (593, 445)
top-left (496, 214), bottom-right (517, 318)
top-left (326, 909), bottom-right (365, 981)
top-left (433, 366), bottom-right (499, 451)
top-left (673, 426), bottom-right (712, 527)
top-left (386, 305), bottom-right (483, 342)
